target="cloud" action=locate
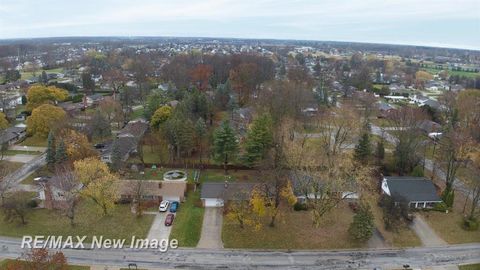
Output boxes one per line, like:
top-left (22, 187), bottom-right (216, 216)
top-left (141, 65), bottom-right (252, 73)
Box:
top-left (0, 0), bottom-right (478, 49)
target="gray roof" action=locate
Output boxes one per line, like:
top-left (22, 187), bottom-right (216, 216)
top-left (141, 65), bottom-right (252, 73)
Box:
top-left (0, 126), bottom-right (26, 144)
top-left (385, 177), bottom-right (441, 202)
top-left (200, 182), bottom-right (257, 200)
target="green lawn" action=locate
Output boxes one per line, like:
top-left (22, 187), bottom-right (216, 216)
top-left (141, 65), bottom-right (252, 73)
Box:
top-left (0, 259), bottom-right (90, 270)
top-left (130, 107), bottom-right (145, 120)
top-left (20, 68), bottom-right (64, 80)
top-left (169, 190), bottom-right (204, 247)
top-left (459, 264), bottom-right (480, 270)
top-left (2, 150), bottom-right (42, 156)
top-left (20, 136), bottom-right (48, 147)
top-left (21, 165), bottom-right (52, 184)
top-left (0, 199), bottom-right (154, 245)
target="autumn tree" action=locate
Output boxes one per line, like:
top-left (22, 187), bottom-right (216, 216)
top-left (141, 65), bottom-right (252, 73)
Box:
top-left (74, 157), bottom-right (118, 215)
top-left (56, 128), bottom-right (97, 162)
top-left (213, 121), bottom-right (238, 174)
top-left (163, 111), bottom-right (195, 161)
top-left (225, 190), bottom-right (256, 229)
top-left (89, 109), bottom-right (111, 140)
top-left (2, 191), bottom-right (31, 225)
top-left (229, 63), bottom-right (258, 105)
top-left (98, 96), bottom-right (124, 127)
top-left (144, 90), bottom-right (168, 120)
top-left (26, 85), bottom-right (68, 111)
top-left (190, 64), bottom-right (213, 91)
top-left (6, 248), bottom-right (69, 270)
top-left (151, 105), bottom-right (172, 129)
top-left (102, 68), bottom-right (126, 96)
top-left (26, 104), bottom-right (67, 137)
top-left (415, 70), bottom-right (433, 89)
top-left (0, 112), bottom-right (8, 130)
top-left (0, 163), bottom-right (15, 205)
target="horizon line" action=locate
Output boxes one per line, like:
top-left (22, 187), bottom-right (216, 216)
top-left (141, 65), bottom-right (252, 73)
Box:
top-left (0, 35), bottom-right (478, 52)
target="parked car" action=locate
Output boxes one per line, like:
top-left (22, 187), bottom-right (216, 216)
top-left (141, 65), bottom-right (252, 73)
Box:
top-left (164, 213), bottom-right (175, 226)
top-left (169, 201), bottom-right (179, 213)
top-left (159, 200), bottom-right (170, 212)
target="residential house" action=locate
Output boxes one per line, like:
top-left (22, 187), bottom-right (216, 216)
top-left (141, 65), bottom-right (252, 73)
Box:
top-left (85, 93), bottom-right (105, 106)
top-left (99, 120), bottom-right (149, 163)
top-left (0, 126), bottom-right (26, 145)
top-left (381, 176), bottom-right (442, 209)
top-left (290, 172), bottom-right (359, 204)
top-left (418, 120), bottom-right (441, 135)
top-left (200, 182), bottom-right (257, 207)
top-left (117, 179), bottom-right (188, 203)
top-left (37, 177), bottom-right (83, 210)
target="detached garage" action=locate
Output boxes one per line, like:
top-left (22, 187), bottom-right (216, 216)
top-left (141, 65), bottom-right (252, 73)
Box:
top-left (200, 182), bottom-right (257, 208)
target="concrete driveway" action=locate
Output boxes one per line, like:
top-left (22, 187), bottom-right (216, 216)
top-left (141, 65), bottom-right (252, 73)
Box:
top-left (2, 154), bottom-right (38, 163)
top-left (197, 207), bottom-right (223, 249)
top-left (410, 215), bottom-right (446, 247)
top-left (146, 212), bottom-right (172, 241)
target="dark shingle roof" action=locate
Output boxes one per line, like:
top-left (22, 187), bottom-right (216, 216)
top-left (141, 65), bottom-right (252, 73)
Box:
top-left (201, 182), bottom-right (257, 200)
top-left (385, 177), bottom-right (441, 202)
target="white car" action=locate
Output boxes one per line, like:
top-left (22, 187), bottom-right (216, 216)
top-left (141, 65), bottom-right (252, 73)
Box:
top-left (159, 200), bottom-right (170, 212)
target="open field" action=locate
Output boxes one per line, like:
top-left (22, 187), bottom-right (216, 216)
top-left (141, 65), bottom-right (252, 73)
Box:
top-left (169, 190), bottom-right (204, 247)
top-left (20, 67), bottom-right (64, 80)
top-left (0, 199), bottom-right (154, 245)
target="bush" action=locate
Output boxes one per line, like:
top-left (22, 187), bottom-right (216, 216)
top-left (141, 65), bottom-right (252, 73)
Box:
top-left (432, 202), bottom-right (448, 212)
top-left (442, 189), bottom-right (455, 208)
top-left (463, 217), bottom-right (479, 231)
top-left (26, 199), bottom-right (38, 208)
top-left (410, 165), bottom-right (424, 177)
top-left (293, 202), bottom-right (308, 211)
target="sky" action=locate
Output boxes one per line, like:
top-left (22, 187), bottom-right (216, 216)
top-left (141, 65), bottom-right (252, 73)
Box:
top-left (0, 0), bottom-right (479, 50)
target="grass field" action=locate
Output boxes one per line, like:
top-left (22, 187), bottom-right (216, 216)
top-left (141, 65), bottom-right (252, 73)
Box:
top-left (459, 264), bottom-right (480, 270)
top-left (169, 190), bottom-right (204, 247)
top-left (222, 202), bottom-right (361, 249)
top-left (0, 259), bottom-right (90, 270)
top-left (20, 136), bottom-right (48, 147)
top-left (20, 68), bottom-right (64, 80)
top-left (0, 199), bottom-right (154, 245)
top-left (0, 160), bottom-right (24, 172)
top-left (2, 150), bottom-right (42, 156)
top-left (21, 165), bottom-right (51, 184)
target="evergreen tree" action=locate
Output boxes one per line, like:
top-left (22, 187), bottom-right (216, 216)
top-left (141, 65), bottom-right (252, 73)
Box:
top-left (195, 117), bottom-right (207, 164)
top-left (354, 133), bottom-right (372, 163)
top-left (242, 113), bottom-right (273, 166)
top-left (348, 203), bottom-right (375, 242)
top-left (213, 121), bottom-right (238, 174)
top-left (41, 71), bottom-right (48, 84)
top-left (55, 140), bottom-right (68, 164)
top-left (46, 131), bottom-right (56, 167)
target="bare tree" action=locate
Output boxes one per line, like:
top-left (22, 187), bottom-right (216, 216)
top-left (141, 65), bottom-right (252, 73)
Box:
top-left (51, 165), bottom-right (81, 226)
top-left (0, 164), bottom-right (15, 205)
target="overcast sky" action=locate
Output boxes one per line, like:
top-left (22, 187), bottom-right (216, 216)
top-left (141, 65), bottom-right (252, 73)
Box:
top-left (0, 0), bottom-right (479, 50)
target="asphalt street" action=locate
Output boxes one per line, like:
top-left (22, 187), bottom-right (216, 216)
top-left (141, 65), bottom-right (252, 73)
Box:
top-left (0, 237), bottom-right (479, 269)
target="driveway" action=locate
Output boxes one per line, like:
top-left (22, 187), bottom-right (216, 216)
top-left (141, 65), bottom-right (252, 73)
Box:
top-left (197, 207), bottom-right (223, 249)
top-left (8, 145), bottom-right (47, 152)
top-left (146, 212), bottom-right (172, 241)
top-left (2, 154), bottom-right (38, 163)
top-left (410, 215), bottom-right (446, 247)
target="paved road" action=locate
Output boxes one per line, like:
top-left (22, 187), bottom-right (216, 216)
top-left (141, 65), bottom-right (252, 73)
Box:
top-left (197, 207), bottom-right (223, 249)
top-left (0, 237), bottom-right (478, 269)
top-left (8, 145), bottom-right (47, 152)
top-left (146, 212), bottom-right (172, 242)
top-left (3, 153), bottom-right (46, 186)
top-left (410, 216), bottom-right (447, 247)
